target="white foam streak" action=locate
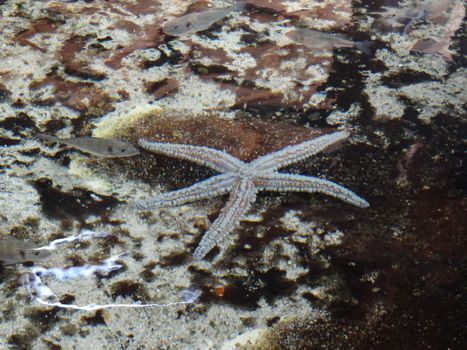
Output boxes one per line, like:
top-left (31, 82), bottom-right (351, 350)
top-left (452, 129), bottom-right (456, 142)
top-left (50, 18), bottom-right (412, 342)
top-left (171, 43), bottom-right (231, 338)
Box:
top-left (22, 254), bottom-right (201, 311)
top-left (31, 254), bottom-right (123, 281)
top-left (34, 297), bottom-right (198, 311)
top-left (32, 230), bottom-right (109, 251)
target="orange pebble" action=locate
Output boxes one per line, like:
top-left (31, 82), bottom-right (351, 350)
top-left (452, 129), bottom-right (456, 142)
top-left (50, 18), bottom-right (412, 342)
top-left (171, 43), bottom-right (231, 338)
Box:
top-left (214, 286), bottom-right (225, 297)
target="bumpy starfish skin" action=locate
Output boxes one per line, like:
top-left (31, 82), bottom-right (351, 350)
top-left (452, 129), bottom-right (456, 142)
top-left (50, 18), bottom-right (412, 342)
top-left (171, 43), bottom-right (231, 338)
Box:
top-left (137, 131), bottom-right (369, 260)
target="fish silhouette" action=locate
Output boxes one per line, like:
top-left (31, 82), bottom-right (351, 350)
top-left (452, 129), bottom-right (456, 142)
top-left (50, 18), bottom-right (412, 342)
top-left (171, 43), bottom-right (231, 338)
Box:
top-left (36, 134), bottom-right (140, 158)
top-left (163, 1), bottom-right (246, 36)
top-left (0, 238), bottom-right (51, 265)
top-left (286, 28), bottom-right (372, 54)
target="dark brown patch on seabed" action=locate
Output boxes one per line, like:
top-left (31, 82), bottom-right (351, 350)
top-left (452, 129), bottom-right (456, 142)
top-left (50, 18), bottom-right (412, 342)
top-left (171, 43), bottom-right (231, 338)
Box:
top-left (32, 178), bottom-right (120, 222)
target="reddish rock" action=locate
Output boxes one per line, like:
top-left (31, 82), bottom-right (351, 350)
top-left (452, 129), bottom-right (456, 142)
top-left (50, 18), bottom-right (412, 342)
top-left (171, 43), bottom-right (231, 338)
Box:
top-left (144, 79), bottom-right (179, 100)
top-left (15, 19), bottom-right (59, 52)
top-left (60, 36), bottom-right (107, 80)
top-left (117, 112), bottom-right (328, 161)
top-left (29, 76), bottom-right (114, 116)
top-left (246, 0), bottom-right (287, 12)
top-left (120, 0), bottom-right (161, 16)
top-left (105, 24), bottom-right (164, 69)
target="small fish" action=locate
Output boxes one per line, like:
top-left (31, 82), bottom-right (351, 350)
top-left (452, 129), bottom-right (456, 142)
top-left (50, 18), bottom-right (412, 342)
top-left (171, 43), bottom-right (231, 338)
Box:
top-left (0, 238), bottom-right (51, 266)
top-left (286, 28), bottom-right (372, 54)
top-left (36, 134), bottom-right (140, 158)
top-left (162, 1), bottom-right (246, 37)
top-left (402, 8), bottom-right (428, 35)
top-left (411, 39), bottom-right (453, 61)
top-left (374, 0), bottom-right (462, 35)
top-left (401, 0), bottom-right (456, 34)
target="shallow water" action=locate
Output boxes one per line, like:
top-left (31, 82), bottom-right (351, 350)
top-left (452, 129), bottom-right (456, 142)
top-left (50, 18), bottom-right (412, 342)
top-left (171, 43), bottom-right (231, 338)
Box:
top-left (0, 0), bottom-right (465, 349)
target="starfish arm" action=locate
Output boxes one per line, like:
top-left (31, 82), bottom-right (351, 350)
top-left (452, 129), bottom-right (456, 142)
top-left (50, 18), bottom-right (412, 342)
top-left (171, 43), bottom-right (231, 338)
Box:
top-left (193, 178), bottom-right (257, 260)
top-left (255, 173), bottom-right (369, 208)
top-left (250, 131), bottom-right (349, 171)
top-left (135, 174), bottom-right (235, 210)
top-left (139, 139), bottom-right (246, 173)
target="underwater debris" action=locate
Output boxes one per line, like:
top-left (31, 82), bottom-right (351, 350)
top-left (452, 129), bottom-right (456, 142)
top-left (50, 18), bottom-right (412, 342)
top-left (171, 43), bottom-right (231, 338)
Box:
top-left (162, 1), bottom-right (246, 37)
top-left (0, 238), bottom-right (51, 266)
top-left (20, 254), bottom-right (123, 308)
top-left (32, 229), bottom-right (110, 252)
top-left (36, 134), bottom-right (140, 158)
top-left (181, 286), bottom-right (203, 303)
top-left (13, 228), bottom-right (199, 311)
top-left (213, 286), bottom-right (226, 297)
top-left (137, 132), bottom-right (368, 260)
top-left (31, 253), bottom-right (124, 281)
top-left (21, 254), bottom-right (201, 311)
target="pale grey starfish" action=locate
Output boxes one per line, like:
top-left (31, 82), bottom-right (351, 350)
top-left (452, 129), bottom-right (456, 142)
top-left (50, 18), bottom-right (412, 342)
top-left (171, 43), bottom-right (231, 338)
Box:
top-left (137, 131), bottom-right (369, 260)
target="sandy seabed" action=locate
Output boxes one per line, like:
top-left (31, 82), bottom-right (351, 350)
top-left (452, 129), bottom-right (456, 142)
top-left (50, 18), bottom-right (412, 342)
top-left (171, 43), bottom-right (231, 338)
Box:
top-left (0, 0), bottom-right (465, 349)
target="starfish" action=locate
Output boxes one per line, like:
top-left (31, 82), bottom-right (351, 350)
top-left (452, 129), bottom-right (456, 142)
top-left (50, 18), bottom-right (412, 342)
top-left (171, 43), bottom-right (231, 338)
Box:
top-left (137, 131), bottom-right (369, 260)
